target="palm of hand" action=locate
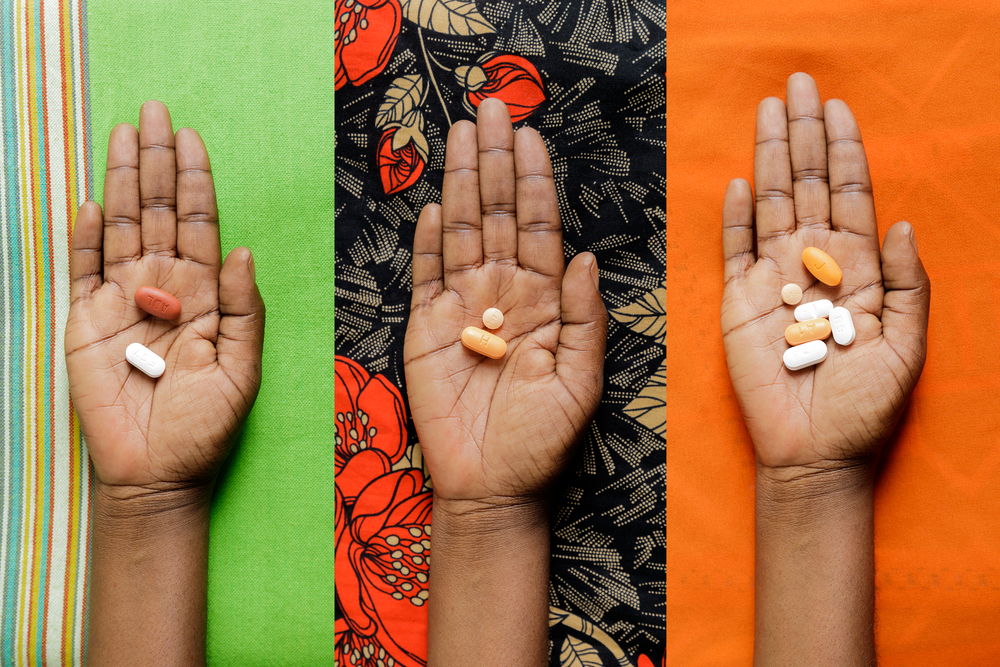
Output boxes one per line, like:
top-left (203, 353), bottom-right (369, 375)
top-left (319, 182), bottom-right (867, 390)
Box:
top-left (404, 99), bottom-right (606, 503)
top-left (66, 102), bottom-right (263, 489)
top-left (722, 75), bottom-right (929, 470)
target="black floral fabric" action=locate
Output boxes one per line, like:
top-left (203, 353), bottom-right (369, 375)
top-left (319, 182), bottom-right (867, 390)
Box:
top-left (335, 1), bottom-right (664, 664)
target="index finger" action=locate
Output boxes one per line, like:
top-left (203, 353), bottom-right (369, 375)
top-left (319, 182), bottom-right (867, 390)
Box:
top-left (514, 126), bottom-right (563, 281)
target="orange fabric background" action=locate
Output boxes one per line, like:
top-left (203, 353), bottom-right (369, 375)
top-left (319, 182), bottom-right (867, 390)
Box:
top-left (667, 1), bottom-right (1000, 664)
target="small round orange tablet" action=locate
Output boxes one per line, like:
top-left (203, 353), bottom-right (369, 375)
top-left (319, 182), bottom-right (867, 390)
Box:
top-left (801, 247), bottom-right (842, 286)
top-left (784, 317), bottom-right (832, 346)
top-left (135, 286), bottom-right (181, 320)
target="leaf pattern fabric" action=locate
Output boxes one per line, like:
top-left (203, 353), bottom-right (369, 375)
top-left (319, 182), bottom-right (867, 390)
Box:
top-left (335, 1), bottom-right (665, 663)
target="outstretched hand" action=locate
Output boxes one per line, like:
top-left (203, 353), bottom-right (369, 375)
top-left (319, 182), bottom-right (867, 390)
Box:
top-left (721, 73), bottom-right (930, 475)
top-left (66, 101), bottom-right (264, 495)
top-left (403, 98), bottom-right (607, 505)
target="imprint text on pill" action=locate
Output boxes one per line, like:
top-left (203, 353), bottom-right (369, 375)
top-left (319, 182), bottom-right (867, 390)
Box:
top-left (135, 286), bottom-right (181, 320)
top-left (125, 342), bottom-right (166, 378)
top-left (785, 318), bottom-right (832, 346)
top-left (801, 247), bottom-right (843, 286)
top-left (783, 339), bottom-right (828, 371)
top-left (794, 299), bottom-right (833, 322)
top-left (829, 306), bottom-right (856, 345)
top-left (460, 326), bottom-right (507, 359)
top-left (482, 308), bottom-right (504, 330)
top-left (781, 283), bottom-right (803, 305)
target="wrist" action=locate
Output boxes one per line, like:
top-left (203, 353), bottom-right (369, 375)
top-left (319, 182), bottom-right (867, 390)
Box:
top-left (93, 481), bottom-right (211, 541)
top-left (432, 493), bottom-right (549, 543)
top-left (756, 460), bottom-right (875, 523)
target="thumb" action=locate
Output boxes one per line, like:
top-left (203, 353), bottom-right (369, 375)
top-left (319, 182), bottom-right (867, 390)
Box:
top-left (880, 221), bottom-right (930, 370)
top-left (556, 252), bottom-right (607, 401)
top-left (218, 247), bottom-right (265, 399)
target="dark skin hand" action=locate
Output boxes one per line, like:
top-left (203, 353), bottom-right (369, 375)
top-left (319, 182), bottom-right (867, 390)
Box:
top-left (66, 101), bottom-right (263, 664)
top-left (721, 73), bottom-right (930, 666)
top-left (404, 98), bottom-right (607, 666)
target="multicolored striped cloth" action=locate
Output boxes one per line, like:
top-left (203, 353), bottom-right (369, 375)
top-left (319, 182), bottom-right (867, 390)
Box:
top-left (1, 0), bottom-right (93, 663)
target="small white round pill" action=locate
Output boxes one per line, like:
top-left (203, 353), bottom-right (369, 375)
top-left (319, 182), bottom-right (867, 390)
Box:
top-left (125, 342), bottom-right (165, 379)
top-left (482, 307), bottom-right (504, 330)
top-left (781, 283), bottom-right (803, 305)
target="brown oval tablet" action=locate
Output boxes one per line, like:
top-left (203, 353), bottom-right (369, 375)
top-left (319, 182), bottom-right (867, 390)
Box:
top-left (135, 286), bottom-right (181, 320)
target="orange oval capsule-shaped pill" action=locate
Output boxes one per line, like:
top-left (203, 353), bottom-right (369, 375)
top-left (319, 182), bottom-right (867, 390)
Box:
top-left (135, 286), bottom-right (181, 320)
top-left (460, 326), bottom-right (507, 359)
top-left (801, 247), bottom-right (842, 286)
top-left (784, 317), bottom-right (832, 346)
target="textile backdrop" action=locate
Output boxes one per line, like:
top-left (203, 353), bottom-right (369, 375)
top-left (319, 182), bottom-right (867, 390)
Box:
top-left (334, 1), bottom-right (665, 665)
top-left (667, 0), bottom-right (1000, 664)
top-left (1, 1), bottom-right (334, 663)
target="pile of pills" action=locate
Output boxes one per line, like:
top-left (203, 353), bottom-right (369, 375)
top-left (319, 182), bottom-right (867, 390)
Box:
top-left (125, 285), bottom-right (179, 379)
top-left (461, 307), bottom-right (508, 359)
top-left (780, 247), bottom-right (856, 371)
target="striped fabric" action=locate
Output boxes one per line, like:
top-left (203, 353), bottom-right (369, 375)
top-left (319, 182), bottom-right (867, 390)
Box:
top-left (0, 0), bottom-right (92, 663)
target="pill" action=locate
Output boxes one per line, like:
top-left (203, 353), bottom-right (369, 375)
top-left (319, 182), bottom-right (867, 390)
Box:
top-left (125, 342), bottom-right (165, 378)
top-left (482, 307), bottom-right (504, 330)
top-left (135, 286), bottom-right (181, 320)
top-left (783, 339), bottom-right (828, 371)
top-left (781, 283), bottom-right (803, 305)
top-left (460, 326), bottom-right (507, 359)
top-left (829, 306), bottom-right (856, 345)
top-left (794, 299), bottom-right (833, 322)
top-left (801, 247), bottom-right (842, 286)
top-left (784, 318), bottom-right (832, 346)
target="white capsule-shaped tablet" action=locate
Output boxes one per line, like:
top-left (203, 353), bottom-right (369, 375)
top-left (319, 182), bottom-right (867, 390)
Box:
top-left (829, 306), bottom-right (856, 346)
top-left (793, 299), bottom-right (833, 322)
top-left (783, 339), bottom-right (828, 371)
top-left (125, 342), bottom-right (165, 378)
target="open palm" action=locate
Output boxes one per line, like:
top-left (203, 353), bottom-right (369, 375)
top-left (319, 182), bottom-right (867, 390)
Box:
top-left (65, 102), bottom-right (263, 490)
top-left (721, 74), bottom-right (930, 470)
top-left (404, 99), bottom-right (607, 503)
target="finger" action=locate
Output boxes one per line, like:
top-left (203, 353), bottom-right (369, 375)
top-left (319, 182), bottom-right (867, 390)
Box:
top-left (411, 203), bottom-right (443, 307)
top-left (138, 101), bottom-right (177, 256)
top-left (70, 201), bottom-right (103, 302)
top-left (825, 99), bottom-right (878, 243)
top-left (753, 97), bottom-right (795, 255)
top-left (514, 126), bottom-right (563, 280)
top-left (786, 73), bottom-right (830, 230)
top-left (218, 247), bottom-right (265, 392)
top-left (722, 178), bottom-right (755, 282)
top-left (556, 253), bottom-right (607, 398)
top-left (477, 98), bottom-right (518, 263)
top-left (880, 222), bottom-right (930, 364)
top-left (175, 128), bottom-right (221, 269)
top-left (102, 123), bottom-right (141, 279)
top-left (441, 120), bottom-right (483, 283)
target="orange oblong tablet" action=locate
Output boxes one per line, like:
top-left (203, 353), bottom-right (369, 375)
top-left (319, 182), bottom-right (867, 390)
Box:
top-left (135, 286), bottom-right (181, 320)
top-left (461, 326), bottom-right (507, 359)
top-left (801, 246), bottom-right (842, 286)
top-left (785, 317), bottom-right (832, 346)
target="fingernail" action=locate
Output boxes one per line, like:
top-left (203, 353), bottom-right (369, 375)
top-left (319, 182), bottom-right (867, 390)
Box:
top-left (588, 253), bottom-right (600, 289)
top-left (901, 221), bottom-right (917, 250)
top-left (246, 250), bottom-right (255, 279)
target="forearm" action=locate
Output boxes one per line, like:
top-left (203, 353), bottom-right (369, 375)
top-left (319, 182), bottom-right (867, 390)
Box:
top-left (88, 483), bottom-right (211, 665)
top-left (428, 496), bottom-right (550, 666)
top-left (754, 463), bottom-right (876, 667)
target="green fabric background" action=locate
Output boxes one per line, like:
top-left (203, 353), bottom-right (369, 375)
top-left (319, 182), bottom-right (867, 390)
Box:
top-left (87, 2), bottom-right (334, 663)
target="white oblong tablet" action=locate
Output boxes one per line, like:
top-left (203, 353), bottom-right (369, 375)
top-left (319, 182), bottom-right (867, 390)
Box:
top-left (793, 298), bottom-right (833, 322)
top-left (783, 339), bottom-right (828, 371)
top-left (125, 342), bottom-right (165, 379)
top-left (829, 306), bottom-right (856, 345)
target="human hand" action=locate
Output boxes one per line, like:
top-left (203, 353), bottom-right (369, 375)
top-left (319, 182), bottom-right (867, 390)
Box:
top-left (721, 73), bottom-right (929, 481)
top-left (66, 101), bottom-right (264, 501)
top-left (403, 98), bottom-right (607, 508)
